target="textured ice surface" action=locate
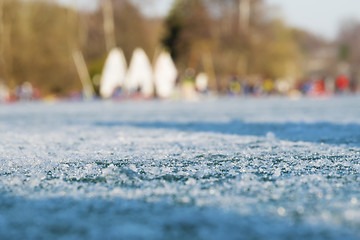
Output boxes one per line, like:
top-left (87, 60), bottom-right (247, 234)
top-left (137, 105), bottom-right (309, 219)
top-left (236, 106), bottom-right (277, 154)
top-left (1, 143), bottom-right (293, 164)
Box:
top-left (0, 96), bottom-right (360, 239)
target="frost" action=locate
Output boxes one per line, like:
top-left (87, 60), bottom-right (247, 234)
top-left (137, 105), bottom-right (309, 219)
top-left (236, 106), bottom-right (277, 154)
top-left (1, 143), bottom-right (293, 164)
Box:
top-left (0, 97), bottom-right (360, 239)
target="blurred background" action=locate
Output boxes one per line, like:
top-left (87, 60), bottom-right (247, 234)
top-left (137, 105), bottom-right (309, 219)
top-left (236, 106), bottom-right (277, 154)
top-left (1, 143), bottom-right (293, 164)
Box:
top-left (0, 0), bottom-right (359, 101)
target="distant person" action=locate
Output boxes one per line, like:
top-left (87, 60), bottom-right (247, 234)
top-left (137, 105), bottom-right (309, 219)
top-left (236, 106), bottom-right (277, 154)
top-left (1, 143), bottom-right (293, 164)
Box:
top-left (181, 68), bottom-right (196, 100)
top-left (0, 81), bottom-right (10, 103)
top-left (21, 82), bottom-right (34, 101)
top-left (228, 75), bottom-right (241, 96)
top-left (349, 76), bottom-right (358, 93)
top-left (263, 78), bottom-right (274, 95)
top-left (14, 82), bottom-right (34, 101)
top-left (313, 77), bottom-right (326, 96)
top-left (335, 74), bottom-right (349, 93)
top-left (301, 78), bottom-right (312, 95)
top-left (195, 72), bottom-right (209, 94)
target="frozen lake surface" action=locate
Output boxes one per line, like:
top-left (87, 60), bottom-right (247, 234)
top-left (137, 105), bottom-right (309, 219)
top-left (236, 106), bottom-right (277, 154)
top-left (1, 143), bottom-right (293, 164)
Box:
top-left (1, 96), bottom-right (360, 239)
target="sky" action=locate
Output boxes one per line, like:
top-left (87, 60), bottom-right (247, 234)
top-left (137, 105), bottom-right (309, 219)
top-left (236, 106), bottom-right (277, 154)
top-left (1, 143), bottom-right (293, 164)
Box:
top-left (266, 0), bottom-right (360, 40)
top-left (60, 0), bottom-right (360, 41)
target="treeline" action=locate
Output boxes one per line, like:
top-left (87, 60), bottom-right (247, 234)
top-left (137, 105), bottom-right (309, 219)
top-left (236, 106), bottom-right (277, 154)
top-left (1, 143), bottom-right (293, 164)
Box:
top-left (162, 0), bottom-right (304, 90)
top-left (0, 0), bottom-right (81, 95)
top-left (0, 0), bottom-right (359, 97)
top-left (0, 0), bottom-right (161, 96)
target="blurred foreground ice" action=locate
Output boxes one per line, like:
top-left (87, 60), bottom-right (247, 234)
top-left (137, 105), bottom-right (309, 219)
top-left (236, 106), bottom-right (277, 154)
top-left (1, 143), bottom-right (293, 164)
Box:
top-left (0, 96), bottom-right (360, 239)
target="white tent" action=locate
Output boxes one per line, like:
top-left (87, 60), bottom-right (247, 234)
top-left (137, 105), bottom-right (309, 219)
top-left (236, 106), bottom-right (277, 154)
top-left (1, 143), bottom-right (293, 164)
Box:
top-left (154, 51), bottom-right (177, 99)
top-left (100, 48), bottom-right (127, 98)
top-left (195, 72), bottom-right (208, 92)
top-left (124, 48), bottom-right (154, 97)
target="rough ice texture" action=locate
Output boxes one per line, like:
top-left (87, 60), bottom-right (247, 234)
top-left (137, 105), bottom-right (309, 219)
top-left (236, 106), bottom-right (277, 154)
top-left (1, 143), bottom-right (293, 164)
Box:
top-left (0, 96), bottom-right (360, 239)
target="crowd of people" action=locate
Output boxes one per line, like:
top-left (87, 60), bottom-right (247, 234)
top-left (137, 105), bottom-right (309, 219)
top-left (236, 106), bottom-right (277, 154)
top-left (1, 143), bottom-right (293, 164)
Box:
top-left (0, 81), bottom-right (42, 103)
top-left (227, 74), bottom-right (356, 97)
top-left (0, 73), bottom-right (358, 103)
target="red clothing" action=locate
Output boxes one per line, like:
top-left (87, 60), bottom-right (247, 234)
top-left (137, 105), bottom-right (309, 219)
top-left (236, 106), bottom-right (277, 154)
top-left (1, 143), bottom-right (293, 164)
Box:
top-left (336, 75), bottom-right (349, 90)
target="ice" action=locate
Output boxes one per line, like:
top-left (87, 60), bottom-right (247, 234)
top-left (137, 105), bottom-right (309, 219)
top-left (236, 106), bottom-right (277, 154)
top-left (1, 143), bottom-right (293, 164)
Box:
top-left (0, 96), bottom-right (360, 239)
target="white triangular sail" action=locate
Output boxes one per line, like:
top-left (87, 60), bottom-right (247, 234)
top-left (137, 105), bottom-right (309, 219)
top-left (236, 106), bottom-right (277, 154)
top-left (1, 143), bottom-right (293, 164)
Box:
top-left (124, 48), bottom-right (153, 97)
top-left (100, 48), bottom-right (127, 98)
top-left (154, 51), bottom-right (177, 98)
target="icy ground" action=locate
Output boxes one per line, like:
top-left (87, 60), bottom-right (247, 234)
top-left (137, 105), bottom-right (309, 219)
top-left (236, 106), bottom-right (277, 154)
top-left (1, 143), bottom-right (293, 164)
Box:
top-left (0, 96), bottom-right (360, 239)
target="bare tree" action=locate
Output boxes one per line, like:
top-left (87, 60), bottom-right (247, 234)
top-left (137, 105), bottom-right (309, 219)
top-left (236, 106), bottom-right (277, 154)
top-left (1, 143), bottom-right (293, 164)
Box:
top-left (102, 0), bottom-right (116, 52)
